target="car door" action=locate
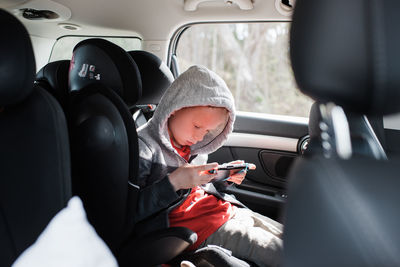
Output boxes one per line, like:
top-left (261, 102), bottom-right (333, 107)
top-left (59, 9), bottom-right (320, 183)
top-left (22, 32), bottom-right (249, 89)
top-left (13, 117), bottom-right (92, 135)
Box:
top-left (208, 113), bottom-right (308, 222)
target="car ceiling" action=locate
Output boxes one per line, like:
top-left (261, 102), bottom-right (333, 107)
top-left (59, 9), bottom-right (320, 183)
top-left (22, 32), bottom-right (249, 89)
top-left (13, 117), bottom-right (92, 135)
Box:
top-left (1, 0), bottom-right (292, 41)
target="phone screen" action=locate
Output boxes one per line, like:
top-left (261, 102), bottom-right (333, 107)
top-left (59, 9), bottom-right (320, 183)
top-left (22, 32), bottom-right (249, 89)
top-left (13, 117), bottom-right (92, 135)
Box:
top-left (210, 163), bottom-right (247, 182)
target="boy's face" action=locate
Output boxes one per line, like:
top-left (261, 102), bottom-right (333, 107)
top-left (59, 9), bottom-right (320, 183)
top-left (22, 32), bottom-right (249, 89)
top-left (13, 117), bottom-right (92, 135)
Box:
top-left (168, 106), bottom-right (228, 147)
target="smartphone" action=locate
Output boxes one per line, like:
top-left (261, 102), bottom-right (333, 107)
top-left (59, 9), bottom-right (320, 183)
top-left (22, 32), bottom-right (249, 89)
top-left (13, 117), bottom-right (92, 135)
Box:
top-left (217, 162), bottom-right (248, 170)
top-left (208, 162), bottom-right (251, 182)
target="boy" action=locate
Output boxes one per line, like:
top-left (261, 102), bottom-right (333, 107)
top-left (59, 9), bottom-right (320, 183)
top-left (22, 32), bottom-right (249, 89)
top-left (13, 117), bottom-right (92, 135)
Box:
top-left (136, 65), bottom-right (282, 266)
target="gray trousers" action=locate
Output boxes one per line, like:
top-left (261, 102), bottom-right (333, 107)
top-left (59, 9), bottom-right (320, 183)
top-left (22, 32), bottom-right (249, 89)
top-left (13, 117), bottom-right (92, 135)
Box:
top-left (199, 208), bottom-right (283, 267)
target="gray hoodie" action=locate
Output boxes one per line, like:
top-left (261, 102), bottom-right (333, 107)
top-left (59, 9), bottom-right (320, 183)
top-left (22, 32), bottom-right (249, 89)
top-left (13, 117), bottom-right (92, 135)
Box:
top-left (135, 65), bottom-right (243, 235)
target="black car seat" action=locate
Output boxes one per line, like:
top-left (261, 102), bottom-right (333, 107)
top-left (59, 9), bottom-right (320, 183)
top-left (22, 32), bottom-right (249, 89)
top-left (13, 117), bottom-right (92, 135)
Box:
top-left (36, 60), bottom-right (70, 110)
top-left (35, 51), bottom-right (174, 128)
top-left (284, 0), bottom-right (400, 266)
top-left (128, 50), bottom-right (174, 127)
top-left (67, 39), bottom-right (197, 266)
top-left (67, 38), bottom-right (142, 253)
top-left (306, 101), bottom-right (387, 159)
top-left (0, 9), bottom-right (71, 266)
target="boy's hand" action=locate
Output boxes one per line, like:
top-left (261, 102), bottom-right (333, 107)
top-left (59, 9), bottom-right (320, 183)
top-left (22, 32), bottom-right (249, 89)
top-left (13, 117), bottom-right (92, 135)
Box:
top-left (168, 162), bottom-right (218, 191)
top-left (227, 160), bottom-right (256, 185)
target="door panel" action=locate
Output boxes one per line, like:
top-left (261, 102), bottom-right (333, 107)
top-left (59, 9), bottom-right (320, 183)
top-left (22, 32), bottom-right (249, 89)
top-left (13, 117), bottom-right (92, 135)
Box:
top-left (225, 133), bottom-right (298, 152)
top-left (234, 112), bottom-right (308, 138)
top-left (208, 113), bottom-right (308, 221)
top-left (259, 150), bottom-right (296, 184)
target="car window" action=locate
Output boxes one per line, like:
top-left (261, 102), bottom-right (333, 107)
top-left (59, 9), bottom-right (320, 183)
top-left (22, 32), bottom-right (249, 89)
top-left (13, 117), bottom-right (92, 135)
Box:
top-left (175, 23), bottom-right (313, 118)
top-left (49, 36), bottom-right (141, 62)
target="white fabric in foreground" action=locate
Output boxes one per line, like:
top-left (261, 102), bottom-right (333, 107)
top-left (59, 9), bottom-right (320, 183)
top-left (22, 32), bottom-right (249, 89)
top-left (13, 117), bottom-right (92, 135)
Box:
top-left (12, 196), bottom-right (118, 267)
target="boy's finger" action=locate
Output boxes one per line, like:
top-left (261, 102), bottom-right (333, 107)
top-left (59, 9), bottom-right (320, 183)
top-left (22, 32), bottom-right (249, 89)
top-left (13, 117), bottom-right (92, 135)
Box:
top-left (233, 168), bottom-right (247, 175)
top-left (230, 171), bottom-right (246, 178)
top-left (227, 176), bottom-right (243, 185)
top-left (196, 163), bottom-right (218, 172)
top-left (248, 163), bottom-right (256, 170)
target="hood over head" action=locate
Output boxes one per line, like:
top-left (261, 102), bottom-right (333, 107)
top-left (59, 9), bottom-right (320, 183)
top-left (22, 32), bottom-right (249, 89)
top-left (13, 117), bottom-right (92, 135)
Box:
top-left (147, 65), bottom-right (235, 156)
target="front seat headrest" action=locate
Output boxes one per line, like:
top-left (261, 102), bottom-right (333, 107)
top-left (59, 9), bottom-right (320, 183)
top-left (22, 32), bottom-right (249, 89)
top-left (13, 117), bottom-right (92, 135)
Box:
top-left (128, 50), bottom-right (174, 105)
top-left (69, 38), bottom-right (142, 106)
top-left (290, 0), bottom-right (400, 116)
top-left (0, 9), bottom-right (35, 106)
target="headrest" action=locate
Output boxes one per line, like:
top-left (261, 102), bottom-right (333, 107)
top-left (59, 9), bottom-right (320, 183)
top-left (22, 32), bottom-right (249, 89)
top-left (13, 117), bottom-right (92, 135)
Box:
top-left (0, 9), bottom-right (35, 106)
top-left (69, 38), bottom-right (142, 106)
top-left (128, 50), bottom-right (174, 105)
top-left (290, 0), bottom-right (400, 116)
top-left (36, 60), bottom-right (70, 108)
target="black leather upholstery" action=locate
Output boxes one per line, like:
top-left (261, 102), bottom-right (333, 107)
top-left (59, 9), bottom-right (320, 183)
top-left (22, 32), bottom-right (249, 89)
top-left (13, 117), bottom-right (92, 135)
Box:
top-left (36, 60), bottom-right (70, 109)
top-left (0, 9), bottom-right (71, 266)
top-left (70, 38), bottom-right (142, 106)
top-left (0, 9), bottom-right (35, 106)
top-left (119, 226), bottom-right (197, 266)
top-left (284, 0), bottom-right (400, 266)
top-left (285, 157), bottom-right (400, 266)
top-left (306, 101), bottom-right (387, 159)
top-left (68, 39), bottom-right (141, 253)
top-left (128, 50), bottom-right (174, 127)
top-left (290, 0), bottom-right (400, 115)
top-left (128, 50), bottom-right (174, 105)
top-left (287, 110), bottom-right (397, 259)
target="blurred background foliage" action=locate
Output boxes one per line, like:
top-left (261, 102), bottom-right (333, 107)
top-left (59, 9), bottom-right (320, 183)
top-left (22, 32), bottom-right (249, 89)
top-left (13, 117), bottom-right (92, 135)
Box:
top-left (176, 23), bottom-right (313, 117)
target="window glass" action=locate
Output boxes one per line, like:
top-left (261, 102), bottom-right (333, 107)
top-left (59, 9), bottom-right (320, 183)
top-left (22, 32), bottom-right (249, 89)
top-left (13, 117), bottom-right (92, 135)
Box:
top-left (176, 23), bottom-right (313, 117)
top-left (49, 36), bottom-right (141, 62)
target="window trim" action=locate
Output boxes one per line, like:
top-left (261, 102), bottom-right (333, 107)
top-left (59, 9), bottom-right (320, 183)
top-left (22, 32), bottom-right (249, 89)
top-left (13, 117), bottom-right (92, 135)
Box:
top-left (49, 34), bottom-right (142, 63)
top-left (168, 20), bottom-right (290, 70)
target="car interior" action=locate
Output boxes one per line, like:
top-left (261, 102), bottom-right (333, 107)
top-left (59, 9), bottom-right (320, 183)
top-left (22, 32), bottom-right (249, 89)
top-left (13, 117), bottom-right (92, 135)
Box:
top-left (2, 0), bottom-right (400, 266)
